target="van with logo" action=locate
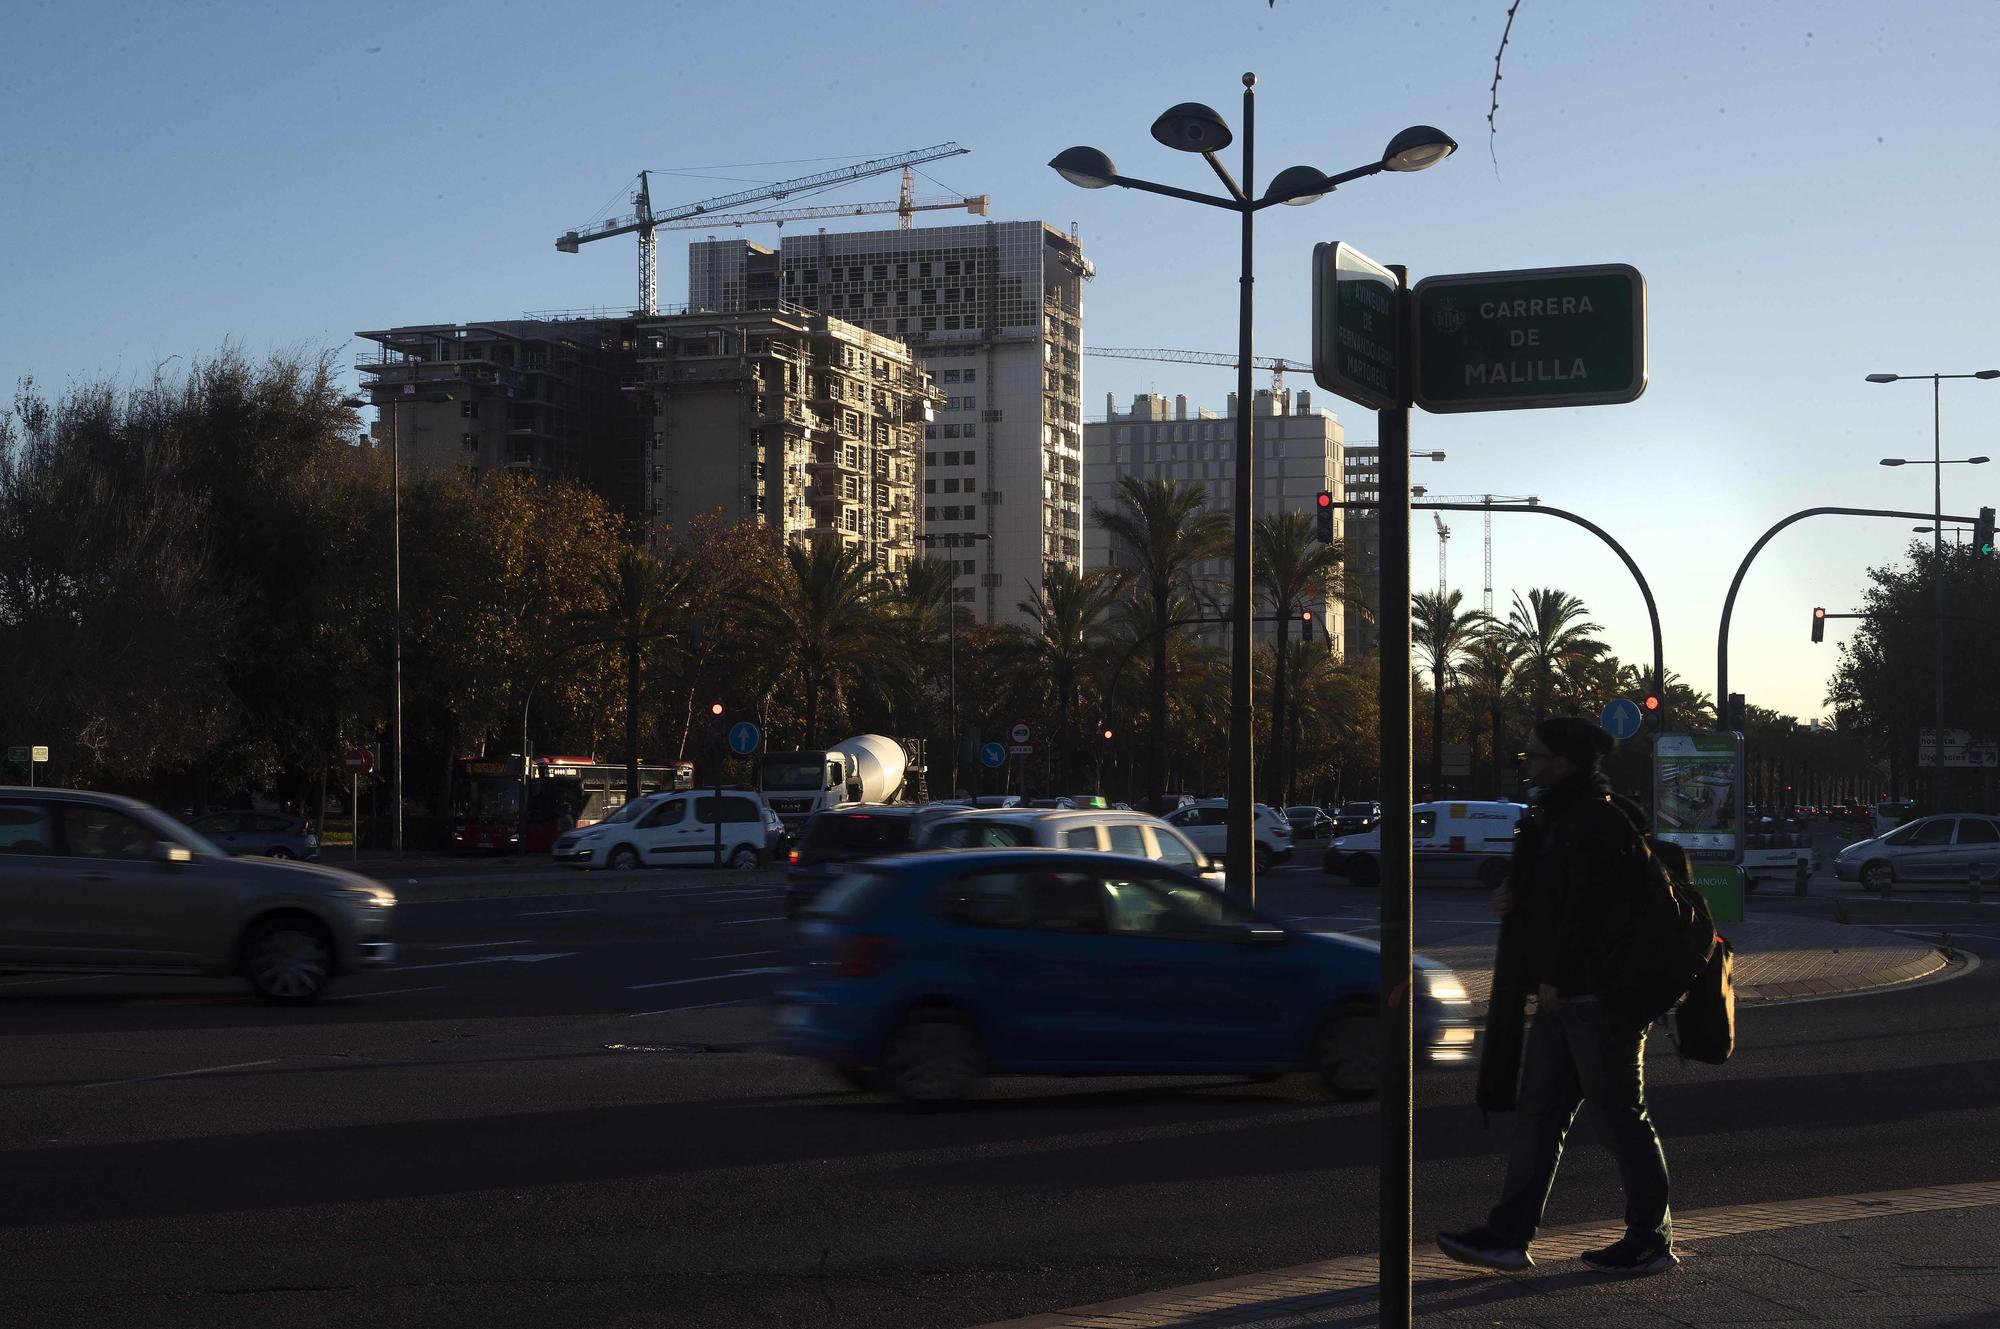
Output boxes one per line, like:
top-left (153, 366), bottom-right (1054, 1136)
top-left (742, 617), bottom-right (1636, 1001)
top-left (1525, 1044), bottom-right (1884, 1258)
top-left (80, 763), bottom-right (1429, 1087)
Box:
top-left (1322, 800), bottom-right (1526, 889)
top-left (551, 788), bottom-right (773, 870)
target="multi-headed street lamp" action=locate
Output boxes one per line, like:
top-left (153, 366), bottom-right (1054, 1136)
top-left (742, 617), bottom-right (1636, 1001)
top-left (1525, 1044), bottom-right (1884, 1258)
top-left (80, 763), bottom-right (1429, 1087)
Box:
top-left (1052, 76), bottom-right (1454, 899)
top-left (1867, 367), bottom-right (1997, 808)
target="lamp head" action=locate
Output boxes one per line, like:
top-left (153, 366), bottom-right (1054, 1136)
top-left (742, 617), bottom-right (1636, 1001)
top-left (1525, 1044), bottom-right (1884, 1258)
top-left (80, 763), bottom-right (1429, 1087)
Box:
top-left (1381, 125), bottom-right (1458, 172)
top-left (1879, 458), bottom-right (1908, 467)
top-left (1049, 146), bottom-right (1117, 189)
top-left (1865, 373), bottom-right (1900, 384)
top-left (1150, 102), bottom-right (1233, 153)
top-left (1976, 370), bottom-right (2000, 380)
top-left (1265, 164), bottom-right (1334, 206)
top-left (1969, 456), bottom-right (1991, 464)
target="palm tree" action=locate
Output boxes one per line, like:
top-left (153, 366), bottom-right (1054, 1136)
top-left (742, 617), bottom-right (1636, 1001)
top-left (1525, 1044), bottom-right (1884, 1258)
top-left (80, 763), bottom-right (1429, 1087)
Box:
top-left (1255, 510), bottom-right (1344, 802)
top-left (890, 555), bottom-right (966, 790)
top-left (1412, 589), bottom-right (1490, 797)
top-left (1505, 587), bottom-right (1605, 720)
top-left (744, 538), bottom-right (890, 748)
top-left (1006, 562), bottom-right (1118, 791)
top-left (1090, 476), bottom-right (1229, 810)
top-left (572, 545), bottom-right (687, 796)
top-left (1464, 627), bottom-right (1524, 796)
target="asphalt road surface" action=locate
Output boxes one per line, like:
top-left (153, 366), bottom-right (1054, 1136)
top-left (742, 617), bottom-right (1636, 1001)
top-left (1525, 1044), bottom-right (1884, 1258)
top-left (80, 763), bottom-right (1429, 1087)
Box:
top-left (4, 854), bottom-right (1995, 1328)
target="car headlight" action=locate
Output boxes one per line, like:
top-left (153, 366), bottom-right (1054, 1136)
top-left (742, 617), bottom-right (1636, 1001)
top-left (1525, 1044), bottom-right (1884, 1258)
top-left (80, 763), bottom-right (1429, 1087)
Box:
top-left (1424, 972), bottom-right (1470, 1004)
top-left (331, 888), bottom-right (394, 909)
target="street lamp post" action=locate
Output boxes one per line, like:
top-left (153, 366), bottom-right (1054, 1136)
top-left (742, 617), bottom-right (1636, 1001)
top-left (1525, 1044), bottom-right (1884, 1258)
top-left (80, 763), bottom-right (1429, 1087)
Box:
top-left (920, 531), bottom-right (990, 798)
top-left (1052, 80), bottom-right (1453, 903)
top-left (1867, 368), bottom-right (1997, 807)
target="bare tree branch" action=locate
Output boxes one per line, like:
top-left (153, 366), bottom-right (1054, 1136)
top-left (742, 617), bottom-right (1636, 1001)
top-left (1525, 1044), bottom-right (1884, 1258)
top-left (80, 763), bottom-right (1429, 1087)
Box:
top-left (1490, 0), bottom-right (1523, 176)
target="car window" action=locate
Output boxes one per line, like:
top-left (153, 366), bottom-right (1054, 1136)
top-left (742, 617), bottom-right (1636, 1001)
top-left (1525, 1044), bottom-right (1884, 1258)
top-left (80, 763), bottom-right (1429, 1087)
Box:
top-left (193, 812), bottom-right (241, 833)
top-left (804, 814), bottom-right (913, 854)
top-left (639, 799), bottom-right (686, 829)
top-left (1061, 826), bottom-right (1102, 851)
top-left (934, 868), bottom-right (1035, 928)
top-left (1413, 811), bottom-right (1438, 838)
top-left (799, 871), bottom-right (893, 921)
top-left (0, 801), bottom-right (55, 854)
top-left (254, 814), bottom-right (292, 833)
top-left (1105, 823), bottom-right (1146, 857)
top-left (1148, 827), bottom-right (1199, 868)
top-left (1910, 818), bottom-right (1957, 847)
top-left (61, 805), bottom-right (157, 860)
top-left (927, 819), bottom-right (1033, 849)
top-left (1878, 822), bottom-right (1916, 845)
top-left (1025, 872), bottom-right (1107, 932)
top-left (1955, 818), bottom-right (1999, 845)
top-left (695, 796), bottom-right (761, 825)
top-left (1165, 808), bottom-right (1196, 828)
top-left (1101, 870), bottom-right (1254, 940)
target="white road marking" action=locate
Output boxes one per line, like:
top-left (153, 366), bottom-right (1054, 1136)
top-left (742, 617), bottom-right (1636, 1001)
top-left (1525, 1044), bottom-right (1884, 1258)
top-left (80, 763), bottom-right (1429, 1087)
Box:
top-left (82, 1059), bottom-right (277, 1089)
top-left (427, 939), bottom-right (538, 951)
top-left (0, 974), bottom-right (94, 988)
top-left (394, 952), bottom-right (577, 972)
top-left (628, 965), bottom-right (788, 991)
top-left (719, 916), bottom-right (787, 926)
top-left (517, 907), bottom-right (595, 916)
top-left (328, 985), bottom-right (447, 1001)
top-left (627, 998), bottom-right (744, 1018)
top-left (695, 950), bottom-right (782, 961)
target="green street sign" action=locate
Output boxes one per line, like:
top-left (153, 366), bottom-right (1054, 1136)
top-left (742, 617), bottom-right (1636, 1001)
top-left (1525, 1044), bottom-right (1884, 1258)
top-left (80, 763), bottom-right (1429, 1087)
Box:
top-left (1311, 241), bottom-right (1402, 412)
top-left (1412, 263), bottom-right (1646, 413)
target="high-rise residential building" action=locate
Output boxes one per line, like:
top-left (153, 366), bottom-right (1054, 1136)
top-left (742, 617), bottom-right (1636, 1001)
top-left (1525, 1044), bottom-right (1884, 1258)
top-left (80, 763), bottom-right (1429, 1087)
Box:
top-left (355, 308), bottom-right (930, 577)
top-left (688, 220), bottom-right (1091, 622)
top-left (1082, 387), bottom-right (1346, 655)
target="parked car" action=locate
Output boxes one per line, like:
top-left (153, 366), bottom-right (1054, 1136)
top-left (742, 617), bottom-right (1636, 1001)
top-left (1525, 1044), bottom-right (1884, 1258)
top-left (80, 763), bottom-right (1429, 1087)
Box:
top-left (186, 810), bottom-right (319, 861)
top-left (1160, 800), bottom-right (1294, 871)
top-left (0, 786), bottom-right (395, 1003)
top-left (1286, 805), bottom-right (1335, 841)
top-left (1323, 800), bottom-right (1526, 890)
top-left (550, 788), bottom-right (774, 870)
top-left (1833, 813), bottom-right (2000, 891)
top-left (1024, 797), bottom-right (1078, 810)
top-left (917, 807), bottom-right (1226, 888)
top-left (786, 805), bottom-right (925, 919)
top-left (774, 848), bottom-right (1475, 1102)
top-left (1331, 801), bottom-right (1383, 836)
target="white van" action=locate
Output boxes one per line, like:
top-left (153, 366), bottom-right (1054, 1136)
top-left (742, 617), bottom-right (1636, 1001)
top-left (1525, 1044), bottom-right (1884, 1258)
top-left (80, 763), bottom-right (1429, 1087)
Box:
top-left (551, 789), bottom-right (773, 870)
top-left (918, 808), bottom-right (1228, 889)
top-left (1323, 800), bottom-right (1525, 889)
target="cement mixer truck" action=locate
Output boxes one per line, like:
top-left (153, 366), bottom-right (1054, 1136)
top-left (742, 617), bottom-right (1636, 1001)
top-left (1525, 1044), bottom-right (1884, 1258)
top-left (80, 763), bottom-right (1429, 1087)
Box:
top-left (759, 734), bottom-right (916, 832)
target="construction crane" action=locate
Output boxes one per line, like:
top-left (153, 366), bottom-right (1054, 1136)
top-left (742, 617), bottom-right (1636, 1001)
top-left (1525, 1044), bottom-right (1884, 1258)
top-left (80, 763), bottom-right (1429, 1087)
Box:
top-left (1408, 494), bottom-right (1541, 616)
top-left (657, 173), bottom-right (988, 232)
top-left (556, 143), bottom-right (969, 316)
top-left (1085, 346), bottom-right (1309, 397)
top-left (1432, 512), bottom-right (1451, 599)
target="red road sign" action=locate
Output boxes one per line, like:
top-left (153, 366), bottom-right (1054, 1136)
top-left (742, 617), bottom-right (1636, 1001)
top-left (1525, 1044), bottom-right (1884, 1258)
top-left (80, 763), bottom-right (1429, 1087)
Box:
top-left (341, 749), bottom-right (375, 774)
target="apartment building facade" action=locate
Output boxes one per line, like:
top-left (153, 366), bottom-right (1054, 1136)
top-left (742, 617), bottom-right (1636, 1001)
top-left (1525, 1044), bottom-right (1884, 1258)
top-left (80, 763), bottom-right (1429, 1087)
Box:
top-left (688, 219), bottom-right (1091, 623)
top-left (1082, 388), bottom-right (1346, 655)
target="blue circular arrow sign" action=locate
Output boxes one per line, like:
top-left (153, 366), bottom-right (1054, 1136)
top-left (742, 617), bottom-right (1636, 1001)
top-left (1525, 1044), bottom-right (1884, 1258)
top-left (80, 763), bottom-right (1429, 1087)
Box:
top-left (727, 721), bottom-right (763, 756)
top-left (979, 741), bottom-right (1007, 770)
top-left (1601, 698), bottom-right (1643, 741)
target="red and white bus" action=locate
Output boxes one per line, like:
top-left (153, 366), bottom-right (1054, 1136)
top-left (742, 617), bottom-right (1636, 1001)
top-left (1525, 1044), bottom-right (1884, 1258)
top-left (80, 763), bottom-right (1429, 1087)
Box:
top-left (449, 755), bottom-right (695, 853)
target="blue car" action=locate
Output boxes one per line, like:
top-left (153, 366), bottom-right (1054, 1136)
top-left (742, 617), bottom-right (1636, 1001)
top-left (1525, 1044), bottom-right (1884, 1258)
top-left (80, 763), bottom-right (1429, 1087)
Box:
top-left (774, 848), bottom-right (1474, 1104)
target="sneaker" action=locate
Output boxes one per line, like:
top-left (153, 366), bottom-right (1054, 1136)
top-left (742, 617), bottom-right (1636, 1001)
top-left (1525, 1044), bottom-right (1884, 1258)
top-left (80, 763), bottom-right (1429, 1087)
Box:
top-left (1436, 1226), bottom-right (1533, 1272)
top-left (1580, 1235), bottom-right (1680, 1276)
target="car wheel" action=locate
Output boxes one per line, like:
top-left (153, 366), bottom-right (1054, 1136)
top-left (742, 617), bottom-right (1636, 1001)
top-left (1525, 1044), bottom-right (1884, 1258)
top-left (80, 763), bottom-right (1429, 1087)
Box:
top-left (1478, 859), bottom-right (1508, 891)
top-left (1861, 860), bottom-right (1892, 893)
top-left (1314, 1010), bottom-right (1379, 1100)
top-left (608, 845), bottom-right (642, 871)
top-left (243, 917), bottom-right (333, 1005)
top-left (728, 845), bottom-right (761, 870)
top-left (1347, 854), bottom-right (1380, 889)
top-left (1255, 844), bottom-right (1273, 874)
top-left (266, 847), bottom-right (294, 860)
top-left (880, 1007), bottom-right (985, 1105)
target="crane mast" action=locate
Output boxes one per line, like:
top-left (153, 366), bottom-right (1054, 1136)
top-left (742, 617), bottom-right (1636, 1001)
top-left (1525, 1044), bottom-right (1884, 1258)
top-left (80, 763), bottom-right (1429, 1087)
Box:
top-left (1413, 494), bottom-right (1540, 615)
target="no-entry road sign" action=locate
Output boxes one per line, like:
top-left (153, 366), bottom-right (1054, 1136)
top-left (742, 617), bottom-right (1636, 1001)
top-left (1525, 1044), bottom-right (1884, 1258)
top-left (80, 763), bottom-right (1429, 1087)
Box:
top-left (1413, 263), bottom-right (1646, 413)
top-left (341, 749), bottom-right (375, 774)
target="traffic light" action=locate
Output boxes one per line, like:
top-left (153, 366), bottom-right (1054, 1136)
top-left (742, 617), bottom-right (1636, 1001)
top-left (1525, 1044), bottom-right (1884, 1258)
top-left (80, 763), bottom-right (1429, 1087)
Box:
top-left (1726, 692), bottom-right (1746, 731)
top-left (1642, 692), bottom-right (1661, 722)
top-left (1315, 490), bottom-right (1334, 544)
top-left (1811, 606), bottom-right (1826, 643)
top-left (1977, 505), bottom-right (1996, 556)
top-left (707, 701), bottom-right (727, 746)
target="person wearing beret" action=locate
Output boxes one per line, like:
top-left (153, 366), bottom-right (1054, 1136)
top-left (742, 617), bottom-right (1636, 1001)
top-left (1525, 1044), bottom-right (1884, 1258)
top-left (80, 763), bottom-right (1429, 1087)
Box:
top-left (1438, 715), bottom-right (1680, 1277)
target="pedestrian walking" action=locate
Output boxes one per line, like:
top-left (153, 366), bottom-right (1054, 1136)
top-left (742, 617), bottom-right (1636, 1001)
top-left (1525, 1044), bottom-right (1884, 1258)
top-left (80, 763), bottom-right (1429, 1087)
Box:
top-left (1438, 715), bottom-right (1680, 1277)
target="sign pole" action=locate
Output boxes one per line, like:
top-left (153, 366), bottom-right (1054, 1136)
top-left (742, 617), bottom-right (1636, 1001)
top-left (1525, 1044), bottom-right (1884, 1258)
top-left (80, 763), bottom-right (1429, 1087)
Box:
top-left (1378, 263), bottom-right (1415, 1329)
top-left (352, 773), bottom-right (360, 861)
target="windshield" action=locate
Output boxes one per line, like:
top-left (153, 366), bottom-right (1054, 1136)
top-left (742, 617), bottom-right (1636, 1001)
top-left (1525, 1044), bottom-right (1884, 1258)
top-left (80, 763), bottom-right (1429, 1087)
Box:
top-left (762, 758), bottom-right (826, 791)
top-left (600, 796), bottom-right (656, 826)
top-left (1339, 803), bottom-right (1376, 817)
top-left (453, 776), bottom-right (519, 823)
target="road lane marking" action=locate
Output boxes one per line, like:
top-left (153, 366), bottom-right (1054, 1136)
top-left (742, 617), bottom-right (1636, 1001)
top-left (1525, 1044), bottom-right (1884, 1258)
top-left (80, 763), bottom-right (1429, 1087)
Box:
top-left (394, 952), bottom-right (577, 972)
top-left (628, 999), bottom-right (745, 1017)
top-left (628, 966), bottom-right (788, 990)
top-left (695, 950), bottom-right (782, 961)
top-left (82, 1059), bottom-right (277, 1089)
top-left (328, 985), bottom-right (447, 1001)
top-left (719, 916), bottom-right (787, 926)
top-left (517, 907), bottom-right (596, 916)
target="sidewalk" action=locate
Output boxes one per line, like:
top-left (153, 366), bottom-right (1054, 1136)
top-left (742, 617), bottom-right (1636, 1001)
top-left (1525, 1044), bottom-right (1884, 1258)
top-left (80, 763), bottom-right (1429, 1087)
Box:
top-left (978, 1180), bottom-right (2000, 1328)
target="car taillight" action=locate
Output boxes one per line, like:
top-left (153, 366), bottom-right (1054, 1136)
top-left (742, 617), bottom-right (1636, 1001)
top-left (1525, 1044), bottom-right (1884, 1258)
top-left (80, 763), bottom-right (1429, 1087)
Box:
top-left (788, 848), bottom-right (799, 865)
top-left (837, 933), bottom-right (893, 979)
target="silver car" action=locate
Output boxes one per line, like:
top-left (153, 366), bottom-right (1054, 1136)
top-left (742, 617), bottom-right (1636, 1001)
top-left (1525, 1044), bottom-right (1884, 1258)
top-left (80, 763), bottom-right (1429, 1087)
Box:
top-left (1833, 813), bottom-right (2000, 891)
top-left (0, 787), bottom-right (396, 1002)
top-left (186, 809), bottom-right (320, 860)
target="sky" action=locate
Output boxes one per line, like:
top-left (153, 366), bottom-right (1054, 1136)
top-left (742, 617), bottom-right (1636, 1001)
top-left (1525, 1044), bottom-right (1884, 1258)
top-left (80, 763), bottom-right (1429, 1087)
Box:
top-left (6, 0), bottom-right (1999, 724)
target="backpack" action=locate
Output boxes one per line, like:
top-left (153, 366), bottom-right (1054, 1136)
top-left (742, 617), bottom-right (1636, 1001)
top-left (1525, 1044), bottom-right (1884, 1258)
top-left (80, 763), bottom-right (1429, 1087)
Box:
top-left (1591, 804), bottom-right (1718, 1026)
top-left (1671, 934), bottom-right (1736, 1063)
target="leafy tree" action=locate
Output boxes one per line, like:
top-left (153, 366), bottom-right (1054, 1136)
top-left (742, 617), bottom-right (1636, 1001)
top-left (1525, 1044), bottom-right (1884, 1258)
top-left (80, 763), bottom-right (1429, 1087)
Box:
top-left (1255, 510), bottom-right (1343, 802)
top-left (1003, 562), bottom-right (1118, 792)
top-left (566, 544), bottom-right (691, 796)
top-left (744, 537), bottom-right (892, 749)
top-left (1412, 588), bottom-right (1490, 797)
top-left (1504, 587), bottom-right (1606, 720)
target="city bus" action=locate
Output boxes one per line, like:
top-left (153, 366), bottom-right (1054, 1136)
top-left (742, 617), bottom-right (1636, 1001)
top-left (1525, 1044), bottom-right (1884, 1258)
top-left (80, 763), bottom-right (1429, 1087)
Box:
top-left (448, 755), bottom-right (695, 853)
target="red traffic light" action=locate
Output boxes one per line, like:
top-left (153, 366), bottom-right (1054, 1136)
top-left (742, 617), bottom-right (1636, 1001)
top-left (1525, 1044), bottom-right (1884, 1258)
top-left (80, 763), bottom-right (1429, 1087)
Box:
top-left (1300, 609), bottom-right (1314, 622)
top-left (1813, 607), bottom-right (1826, 620)
top-left (1316, 491), bottom-right (1332, 508)
top-left (709, 702), bottom-right (725, 717)
top-left (1101, 728), bottom-right (1114, 741)
top-left (1643, 694), bottom-right (1660, 712)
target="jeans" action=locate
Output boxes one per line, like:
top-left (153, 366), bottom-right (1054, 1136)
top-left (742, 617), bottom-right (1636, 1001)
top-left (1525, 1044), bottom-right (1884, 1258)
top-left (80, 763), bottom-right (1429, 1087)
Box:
top-left (1486, 997), bottom-right (1672, 1248)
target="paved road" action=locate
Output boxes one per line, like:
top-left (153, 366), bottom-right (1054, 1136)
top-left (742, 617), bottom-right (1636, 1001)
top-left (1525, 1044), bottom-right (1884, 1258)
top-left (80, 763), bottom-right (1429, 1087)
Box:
top-left (3, 854), bottom-right (1995, 1328)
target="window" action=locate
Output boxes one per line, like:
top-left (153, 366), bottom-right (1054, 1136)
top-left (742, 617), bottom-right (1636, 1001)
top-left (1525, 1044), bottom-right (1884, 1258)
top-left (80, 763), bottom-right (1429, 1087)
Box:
top-left (1413, 810), bottom-right (1438, 839)
top-left (935, 868), bottom-right (1034, 927)
top-left (1062, 827), bottom-right (1102, 851)
top-left (0, 801), bottom-right (54, 853)
top-left (943, 478), bottom-right (959, 493)
top-left (1910, 818), bottom-right (1958, 846)
top-left (924, 479), bottom-right (935, 493)
top-left (927, 820), bottom-right (1035, 850)
top-left (963, 450), bottom-right (976, 465)
top-left (695, 795), bottom-right (762, 825)
top-left (1101, 871), bottom-right (1251, 940)
top-left (925, 506), bottom-right (937, 521)
top-left (1958, 818), bottom-right (2000, 845)
top-left (639, 800), bottom-right (686, 829)
top-left (964, 369), bottom-right (977, 382)
top-left (925, 452), bottom-right (937, 465)
top-left (61, 805), bottom-right (157, 860)
top-left (1149, 828), bottom-right (1199, 869)
top-left (460, 400), bottom-right (479, 418)
top-left (1106, 823), bottom-right (1146, 857)
top-left (944, 451), bottom-right (961, 465)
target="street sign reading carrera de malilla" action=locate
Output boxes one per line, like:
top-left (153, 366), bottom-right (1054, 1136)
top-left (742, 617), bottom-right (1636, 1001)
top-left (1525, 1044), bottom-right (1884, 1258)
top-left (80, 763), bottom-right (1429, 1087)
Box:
top-left (1412, 263), bottom-right (1647, 413)
top-left (1311, 241), bottom-right (1402, 412)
